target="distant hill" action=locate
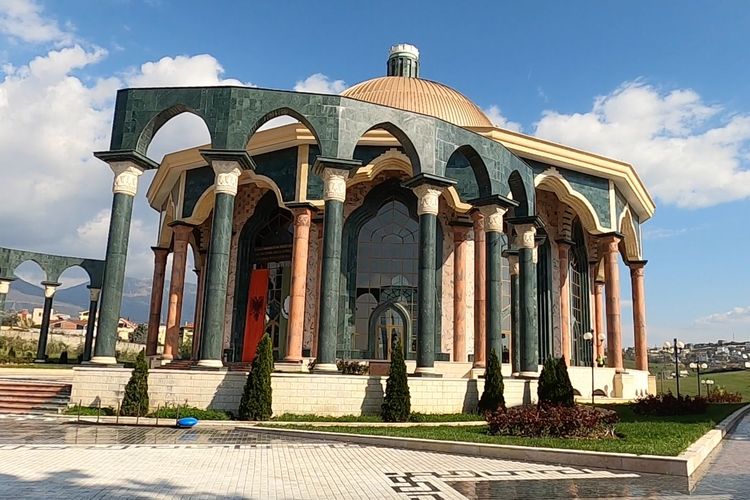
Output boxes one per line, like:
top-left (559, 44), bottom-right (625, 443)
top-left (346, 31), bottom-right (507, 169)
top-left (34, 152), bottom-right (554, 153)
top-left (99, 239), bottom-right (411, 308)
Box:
top-left (5, 277), bottom-right (197, 324)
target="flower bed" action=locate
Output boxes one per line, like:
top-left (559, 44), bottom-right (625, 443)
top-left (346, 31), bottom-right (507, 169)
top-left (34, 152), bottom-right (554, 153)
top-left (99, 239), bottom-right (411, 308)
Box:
top-left (486, 404), bottom-right (619, 439)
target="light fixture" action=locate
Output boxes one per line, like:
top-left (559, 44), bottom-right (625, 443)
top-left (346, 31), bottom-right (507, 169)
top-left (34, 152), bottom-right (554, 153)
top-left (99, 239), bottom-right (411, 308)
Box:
top-left (583, 331), bottom-right (593, 341)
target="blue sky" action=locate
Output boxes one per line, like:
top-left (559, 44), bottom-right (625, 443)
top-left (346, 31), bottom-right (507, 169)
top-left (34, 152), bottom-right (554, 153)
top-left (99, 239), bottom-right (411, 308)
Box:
top-left (1, 0), bottom-right (749, 345)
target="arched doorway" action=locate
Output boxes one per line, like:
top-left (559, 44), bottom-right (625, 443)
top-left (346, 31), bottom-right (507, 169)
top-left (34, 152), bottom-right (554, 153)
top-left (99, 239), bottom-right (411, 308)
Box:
top-left (367, 302), bottom-right (412, 360)
top-left (232, 192), bottom-right (293, 362)
top-left (570, 218), bottom-right (592, 366)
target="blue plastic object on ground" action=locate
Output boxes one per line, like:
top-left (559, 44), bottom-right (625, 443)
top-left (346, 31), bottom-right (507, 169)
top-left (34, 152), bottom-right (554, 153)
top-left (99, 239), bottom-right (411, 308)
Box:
top-left (176, 417), bottom-right (198, 428)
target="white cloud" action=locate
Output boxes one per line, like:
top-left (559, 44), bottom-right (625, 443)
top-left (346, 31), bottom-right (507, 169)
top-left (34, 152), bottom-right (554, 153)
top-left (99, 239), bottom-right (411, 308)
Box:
top-left (696, 306), bottom-right (750, 326)
top-left (641, 227), bottom-right (690, 241)
top-left (534, 81), bottom-right (750, 208)
top-left (294, 73), bottom-right (347, 94)
top-left (483, 105), bottom-right (522, 132)
top-left (0, 0), bottom-right (72, 45)
top-left (125, 54), bottom-right (247, 88)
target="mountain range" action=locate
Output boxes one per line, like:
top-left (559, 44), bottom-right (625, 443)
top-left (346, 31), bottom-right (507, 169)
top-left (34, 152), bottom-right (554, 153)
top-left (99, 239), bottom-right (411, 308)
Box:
top-left (5, 277), bottom-right (197, 325)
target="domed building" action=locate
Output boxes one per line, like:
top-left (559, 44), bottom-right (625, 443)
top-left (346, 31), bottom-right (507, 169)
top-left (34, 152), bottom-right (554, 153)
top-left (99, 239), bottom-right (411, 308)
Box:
top-left (71, 44), bottom-right (656, 414)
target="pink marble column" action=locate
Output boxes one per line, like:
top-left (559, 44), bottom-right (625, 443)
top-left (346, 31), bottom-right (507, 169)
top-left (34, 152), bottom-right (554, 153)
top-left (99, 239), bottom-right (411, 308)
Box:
top-left (629, 260), bottom-right (648, 371)
top-left (164, 224), bottom-right (193, 361)
top-left (452, 222), bottom-right (471, 362)
top-left (146, 247), bottom-right (169, 356)
top-left (471, 212), bottom-right (486, 368)
top-left (590, 262), bottom-right (606, 360)
top-left (190, 250), bottom-right (207, 361)
top-left (602, 235), bottom-right (623, 370)
top-left (557, 240), bottom-right (573, 365)
top-left (311, 218), bottom-right (324, 359)
top-left (284, 206), bottom-right (313, 363)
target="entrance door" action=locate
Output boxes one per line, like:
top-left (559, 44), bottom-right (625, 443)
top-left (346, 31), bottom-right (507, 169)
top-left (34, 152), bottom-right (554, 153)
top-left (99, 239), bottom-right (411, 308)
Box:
top-left (242, 268), bottom-right (269, 363)
top-left (373, 307), bottom-right (405, 360)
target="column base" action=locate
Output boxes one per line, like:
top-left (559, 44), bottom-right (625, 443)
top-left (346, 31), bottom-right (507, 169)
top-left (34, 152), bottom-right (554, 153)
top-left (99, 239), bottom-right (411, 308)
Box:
top-left (275, 360), bottom-right (306, 373)
top-left (33, 359), bottom-right (46, 364)
top-left (515, 371), bottom-right (540, 379)
top-left (196, 359), bottom-right (224, 369)
top-left (412, 367), bottom-right (442, 378)
top-left (90, 356), bottom-right (118, 365)
top-left (312, 363), bottom-right (339, 374)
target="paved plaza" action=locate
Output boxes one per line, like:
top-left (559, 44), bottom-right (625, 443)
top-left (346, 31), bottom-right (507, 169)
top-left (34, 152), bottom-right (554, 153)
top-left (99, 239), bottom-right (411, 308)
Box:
top-left (0, 414), bottom-right (747, 499)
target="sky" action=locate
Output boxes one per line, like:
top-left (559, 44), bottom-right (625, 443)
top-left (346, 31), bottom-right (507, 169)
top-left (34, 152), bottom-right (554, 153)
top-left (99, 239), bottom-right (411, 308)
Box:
top-left (0, 0), bottom-right (749, 346)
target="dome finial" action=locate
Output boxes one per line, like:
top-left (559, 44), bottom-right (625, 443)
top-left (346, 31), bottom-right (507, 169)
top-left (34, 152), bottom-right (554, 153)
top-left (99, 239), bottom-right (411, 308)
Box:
top-left (387, 43), bottom-right (420, 78)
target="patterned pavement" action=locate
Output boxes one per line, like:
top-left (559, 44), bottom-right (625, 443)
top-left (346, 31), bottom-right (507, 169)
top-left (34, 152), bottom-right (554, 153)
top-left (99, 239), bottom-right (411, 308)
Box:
top-left (0, 413), bottom-right (746, 499)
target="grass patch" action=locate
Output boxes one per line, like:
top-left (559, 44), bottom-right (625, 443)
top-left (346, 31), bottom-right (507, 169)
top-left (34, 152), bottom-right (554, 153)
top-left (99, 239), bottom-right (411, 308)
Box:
top-left (148, 405), bottom-right (232, 421)
top-left (267, 404), bottom-right (745, 456)
top-left (0, 363), bottom-right (75, 369)
top-left (657, 370), bottom-right (749, 401)
top-left (270, 412), bottom-right (485, 423)
top-left (64, 405), bottom-right (116, 416)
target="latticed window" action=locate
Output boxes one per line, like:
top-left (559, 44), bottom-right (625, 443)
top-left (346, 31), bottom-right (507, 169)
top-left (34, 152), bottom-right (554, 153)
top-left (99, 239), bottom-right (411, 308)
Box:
top-left (570, 219), bottom-right (592, 367)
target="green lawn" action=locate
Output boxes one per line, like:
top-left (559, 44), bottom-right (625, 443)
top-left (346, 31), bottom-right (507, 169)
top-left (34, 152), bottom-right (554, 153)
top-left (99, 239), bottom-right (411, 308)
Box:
top-left (265, 404), bottom-right (746, 456)
top-left (656, 370), bottom-right (749, 401)
top-left (0, 363), bottom-right (75, 369)
top-left (271, 412), bottom-right (485, 423)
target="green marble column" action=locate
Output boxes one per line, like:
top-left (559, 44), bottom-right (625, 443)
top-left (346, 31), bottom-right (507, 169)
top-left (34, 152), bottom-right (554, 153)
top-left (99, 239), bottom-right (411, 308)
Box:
top-left (514, 223), bottom-right (540, 376)
top-left (507, 252), bottom-right (521, 374)
top-left (485, 230), bottom-right (503, 361)
top-left (35, 282), bottom-right (59, 363)
top-left (316, 198), bottom-right (344, 369)
top-left (92, 191), bottom-right (136, 364)
top-left (83, 288), bottom-right (100, 362)
top-left (198, 192), bottom-right (236, 367)
top-left (417, 212), bottom-right (438, 371)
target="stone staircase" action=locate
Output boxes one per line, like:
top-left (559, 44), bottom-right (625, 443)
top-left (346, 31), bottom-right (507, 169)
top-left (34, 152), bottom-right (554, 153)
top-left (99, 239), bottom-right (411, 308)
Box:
top-left (0, 380), bottom-right (72, 414)
top-left (156, 360), bottom-right (253, 372)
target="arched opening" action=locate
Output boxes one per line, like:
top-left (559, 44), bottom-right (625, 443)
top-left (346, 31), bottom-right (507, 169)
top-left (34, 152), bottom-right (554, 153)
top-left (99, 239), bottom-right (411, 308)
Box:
top-left (340, 179), bottom-right (444, 360)
top-left (9, 260), bottom-right (48, 327)
top-left (508, 170), bottom-right (530, 217)
top-left (352, 122), bottom-right (422, 174)
top-left (367, 301), bottom-right (413, 360)
top-left (231, 191), bottom-right (293, 363)
top-left (570, 218), bottom-right (592, 367)
top-left (146, 111), bottom-right (212, 163)
top-left (446, 145), bottom-right (491, 200)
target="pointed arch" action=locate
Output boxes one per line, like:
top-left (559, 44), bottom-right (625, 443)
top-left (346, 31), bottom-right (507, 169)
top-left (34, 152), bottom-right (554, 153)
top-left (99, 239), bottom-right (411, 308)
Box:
top-left (136, 106), bottom-right (212, 156)
top-left (349, 122), bottom-right (422, 174)
top-left (508, 170), bottom-right (530, 217)
top-left (535, 167), bottom-right (604, 233)
top-left (245, 107), bottom-right (322, 152)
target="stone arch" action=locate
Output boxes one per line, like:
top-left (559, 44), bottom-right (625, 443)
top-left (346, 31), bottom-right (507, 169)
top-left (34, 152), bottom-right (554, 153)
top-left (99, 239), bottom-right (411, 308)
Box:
top-left (347, 122), bottom-right (422, 174)
top-left (446, 144), bottom-right (492, 199)
top-left (367, 301), bottom-right (413, 359)
top-left (245, 107), bottom-right (323, 153)
top-left (535, 167), bottom-right (603, 232)
top-left (618, 206), bottom-right (641, 261)
top-left (136, 105), bottom-right (212, 156)
top-left (11, 259), bottom-right (48, 283)
top-left (508, 170), bottom-right (530, 217)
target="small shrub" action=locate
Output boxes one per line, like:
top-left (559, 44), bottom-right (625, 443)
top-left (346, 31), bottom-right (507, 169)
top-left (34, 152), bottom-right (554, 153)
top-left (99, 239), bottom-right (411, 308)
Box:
top-left (336, 359), bottom-right (368, 375)
top-left (149, 404), bottom-right (231, 420)
top-left (120, 350), bottom-right (149, 416)
top-left (238, 334), bottom-right (273, 420)
top-left (59, 351), bottom-right (68, 364)
top-left (633, 392), bottom-right (708, 415)
top-left (64, 405), bottom-right (116, 416)
top-left (706, 387), bottom-right (743, 404)
top-left (478, 349), bottom-right (504, 414)
top-left (381, 337), bottom-right (410, 422)
top-left (486, 404), bottom-right (619, 439)
top-left (537, 356), bottom-right (574, 407)
top-left (7, 347), bottom-right (16, 360)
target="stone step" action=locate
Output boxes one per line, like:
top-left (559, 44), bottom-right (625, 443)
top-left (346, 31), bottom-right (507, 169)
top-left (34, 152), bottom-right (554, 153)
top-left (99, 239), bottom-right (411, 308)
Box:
top-left (0, 381), bottom-right (71, 414)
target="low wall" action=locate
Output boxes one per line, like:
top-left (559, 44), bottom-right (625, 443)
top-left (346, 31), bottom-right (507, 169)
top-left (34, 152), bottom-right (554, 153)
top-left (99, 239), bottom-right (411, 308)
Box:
top-left (71, 367), bottom-right (538, 416)
top-left (567, 366), bottom-right (651, 399)
top-left (0, 330), bottom-right (143, 354)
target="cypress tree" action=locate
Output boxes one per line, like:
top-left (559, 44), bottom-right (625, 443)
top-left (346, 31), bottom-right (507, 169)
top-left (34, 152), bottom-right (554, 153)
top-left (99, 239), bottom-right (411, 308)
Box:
top-left (537, 356), bottom-right (559, 406)
top-left (238, 334), bottom-right (273, 421)
top-left (478, 348), bottom-right (505, 413)
top-left (381, 337), bottom-right (410, 422)
top-left (120, 350), bottom-right (149, 416)
top-left (555, 356), bottom-right (575, 407)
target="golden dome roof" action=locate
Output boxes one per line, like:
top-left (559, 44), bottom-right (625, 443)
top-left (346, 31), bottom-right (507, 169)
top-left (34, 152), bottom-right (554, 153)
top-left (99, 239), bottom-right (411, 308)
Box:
top-left (342, 76), bottom-right (493, 128)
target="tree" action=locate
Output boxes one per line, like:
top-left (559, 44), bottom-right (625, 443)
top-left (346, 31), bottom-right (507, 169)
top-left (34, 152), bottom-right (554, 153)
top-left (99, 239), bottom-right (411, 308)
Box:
top-left (129, 323), bottom-right (148, 344)
top-left (537, 356), bottom-right (575, 406)
top-left (478, 348), bottom-right (505, 413)
top-left (381, 337), bottom-right (411, 422)
top-left (120, 350), bottom-right (149, 416)
top-left (238, 334), bottom-right (273, 420)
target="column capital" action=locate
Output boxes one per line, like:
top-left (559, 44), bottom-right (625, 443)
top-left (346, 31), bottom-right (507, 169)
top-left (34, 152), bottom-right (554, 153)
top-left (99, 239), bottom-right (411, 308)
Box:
top-left (313, 158), bottom-right (361, 202)
top-left (41, 281), bottom-right (61, 298)
top-left (469, 195), bottom-right (517, 233)
top-left (0, 278), bottom-right (14, 295)
top-left (168, 221), bottom-right (196, 237)
top-left (598, 232), bottom-right (623, 254)
top-left (109, 162), bottom-right (145, 196)
top-left (151, 246), bottom-right (170, 257)
top-left (403, 173), bottom-right (456, 216)
top-left (503, 249), bottom-right (519, 275)
top-left (450, 220), bottom-right (473, 241)
top-left (629, 259), bottom-right (648, 276)
top-left (556, 238), bottom-right (575, 248)
top-left (286, 202), bottom-right (318, 227)
top-left (513, 224), bottom-right (537, 249)
top-left (200, 149), bottom-right (252, 197)
top-left (87, 287), bottom-right (101, 301)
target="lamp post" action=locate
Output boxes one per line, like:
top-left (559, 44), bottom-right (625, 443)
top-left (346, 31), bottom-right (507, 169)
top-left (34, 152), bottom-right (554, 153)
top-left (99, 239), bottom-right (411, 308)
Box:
top-left (583, 331), bottom-right (603, 406)
top-left (689, 361), bottom-right (708, 397)
top-left (663, 338), bottom-right (685, 399)
top-left (702, 379), bottom-right (715, 397)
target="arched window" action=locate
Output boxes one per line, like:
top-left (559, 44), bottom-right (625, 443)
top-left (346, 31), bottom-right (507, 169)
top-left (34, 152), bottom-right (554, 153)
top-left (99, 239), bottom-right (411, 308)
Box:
top-left (570, 218), bottom-right (592, 366)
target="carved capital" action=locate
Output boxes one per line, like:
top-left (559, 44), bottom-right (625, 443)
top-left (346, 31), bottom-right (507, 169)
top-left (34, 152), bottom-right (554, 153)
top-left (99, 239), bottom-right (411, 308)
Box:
top-left (413, 184), bottom-right (442, 216)
top-left (478, 205), bottom-right (507, 233)
top-left (601, 235), bottom-right (622, 255)
top-left (507, 254), bottom-right (519, 275)
top-left (110, 161), bottom-right (144, 196)
top-left (0, 280), bottom-right (10, 295)
top-left (293, 209), bottom-right (312, 228)
top-left (43, 284), bottom-right (58, 298)
top-left (514, 223), bottom-right (537, 249)
top-left (322, 168), bottom-right (348, 202)
top-left (629, 260), bottom-right (647, 278)
top-left (212, 160), bottom-right (242, 196)
top-left (89, 288), bottom-right (101, 302)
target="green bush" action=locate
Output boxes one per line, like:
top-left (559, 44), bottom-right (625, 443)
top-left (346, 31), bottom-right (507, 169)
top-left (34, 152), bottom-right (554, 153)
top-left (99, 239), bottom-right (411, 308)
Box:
top-left (120, 350), bottom-right (149, 416)
top-left (337, 359), bottom-right (368, 375)
top-left (149, 404), bottom-right (231, 420)
top-left (381, 337), bottom-right (410, 422)
top-left (59, 351), bottom-right (68, 364)
top-left (537, 356), bottom-right (574, 407)
top-left (64, 405), bottom-right (116, 416)
top-left (486, 404), bottom-right (619, 438)
top-left (478, 349), bottom-right (505, 414)
top-left (238, 334), bottom-right (273, 420)
top-left (179, 337), bottom-right (193, 359)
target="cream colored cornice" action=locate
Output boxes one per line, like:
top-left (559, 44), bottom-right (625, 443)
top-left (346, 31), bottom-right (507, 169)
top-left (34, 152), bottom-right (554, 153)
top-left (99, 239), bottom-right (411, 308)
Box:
top-left (471, 126), bottom-right (655, 222)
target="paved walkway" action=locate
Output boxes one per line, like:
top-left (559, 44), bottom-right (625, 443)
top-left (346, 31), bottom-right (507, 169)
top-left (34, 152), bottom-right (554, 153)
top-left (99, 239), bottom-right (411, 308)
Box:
top-left (0, 413), bottom-right (747, 498)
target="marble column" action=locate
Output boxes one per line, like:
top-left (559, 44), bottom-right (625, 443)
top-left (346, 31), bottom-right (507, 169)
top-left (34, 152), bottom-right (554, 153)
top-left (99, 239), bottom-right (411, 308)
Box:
top-left (164, 223), bottom-right (193, 361)
top-left (35, 282), bottom-right (60, 363)
top-left (146, 246), bottom-right (169, 357)
top-left (557, 240), bottom-right (573, 365)
top-left (92, 158), bottom-right (145, 365)
top-left (514, 222), bottom-right (539, 376)
top-left (471, 212), bottom-right (486, 369)
top-left (191, 255), bottom-right (206, 361)
top-left (591, 262), bottom-right (606, 360)
top-left (82, 287), bottom-right (100, 362)
top-left (0, 278), bottom-right (14, 313)
top-left (198, 151), bottom-right (250, 368)
top-left (451, 222), bottom-right (472, 362)
top-left (314, 158), bottom-right (360, 372)
top-left (404, 174), bottom-right (454, 376)
top-left (601, 234), bottom-right (623, 370)
top-left (629, 260), bottom-right (648, 371)
top-left (476, 203), bottom-right (512, 365)
top-left (507, 250), bottom-right (521, 376)
top-left (284, 204), bottom-right (314, 364)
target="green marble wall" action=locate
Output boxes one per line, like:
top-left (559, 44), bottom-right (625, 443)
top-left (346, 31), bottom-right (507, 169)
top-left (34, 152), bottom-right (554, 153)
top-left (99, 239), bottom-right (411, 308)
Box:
top-left (0, 247), bottom-right (104, 286)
